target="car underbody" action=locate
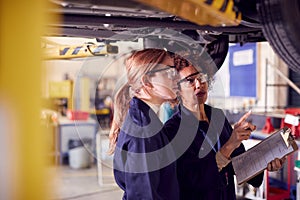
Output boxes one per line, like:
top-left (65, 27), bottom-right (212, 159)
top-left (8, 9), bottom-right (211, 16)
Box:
top-left (48, 0), bottom-right (300, 72)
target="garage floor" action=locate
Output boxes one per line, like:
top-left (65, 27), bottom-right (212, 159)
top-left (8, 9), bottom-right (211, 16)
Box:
top-left (48, 163), bottom-right (259, 200)
top-left (48, 163), bottom-right (123, 200)
top-left (49, 164), bottom-right (254, 200)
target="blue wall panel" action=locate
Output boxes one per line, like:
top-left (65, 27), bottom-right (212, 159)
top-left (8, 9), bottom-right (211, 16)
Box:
top-left (229, 43), bottom-right (257, 97)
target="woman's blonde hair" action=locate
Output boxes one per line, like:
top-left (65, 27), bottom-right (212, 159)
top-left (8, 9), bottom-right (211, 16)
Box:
top-left (108, 48), bottom-right (173, 154)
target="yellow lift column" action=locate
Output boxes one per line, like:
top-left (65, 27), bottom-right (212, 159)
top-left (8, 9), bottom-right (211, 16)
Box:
top-left (0, 0), bottom-right (55, 199)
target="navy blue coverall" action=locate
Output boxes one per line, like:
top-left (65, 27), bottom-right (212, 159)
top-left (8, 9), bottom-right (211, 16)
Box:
top-left (113, 97), bottom-right (179, 200)
top-left (164, 104), bottom-right (264, 200)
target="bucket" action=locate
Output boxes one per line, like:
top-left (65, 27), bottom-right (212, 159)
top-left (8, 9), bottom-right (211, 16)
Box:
top-left (68, 138), bottom-right (92, 169)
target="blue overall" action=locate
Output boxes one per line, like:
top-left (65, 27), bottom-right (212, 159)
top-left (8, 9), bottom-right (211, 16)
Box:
top-left (164, 104), bottom-right (264, 200)
top-left (113, 97), bottom-right (179, 200)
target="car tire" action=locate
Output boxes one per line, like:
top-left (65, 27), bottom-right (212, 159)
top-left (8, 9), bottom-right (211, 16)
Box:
top-left (144, 34), bottom-right (229, 72)
top-left (204, 35), bottom-right (229, 72)
top-left (258, 0), bottom-right (300, 72)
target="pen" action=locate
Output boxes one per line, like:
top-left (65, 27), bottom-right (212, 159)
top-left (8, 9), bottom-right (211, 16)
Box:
top-left (225, 172), bottom-right (228, 185)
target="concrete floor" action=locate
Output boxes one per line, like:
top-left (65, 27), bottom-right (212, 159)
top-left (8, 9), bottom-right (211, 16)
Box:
top-left (48, 163), bottom-right (123, 200)
top-left (47, 163), bottom-right (264, 200)
top-left (46, 135), bottom-right (271, 200)
top-left (45, 129), bottom-right (298, 200)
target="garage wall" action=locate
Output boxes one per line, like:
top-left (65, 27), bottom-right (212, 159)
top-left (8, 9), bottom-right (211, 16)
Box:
top-left (43, 39), bottom-right (291, 114)
top-left (42, 39), bottom-right (143, 99)
top-left (209, 42), bottom-right (289, 113)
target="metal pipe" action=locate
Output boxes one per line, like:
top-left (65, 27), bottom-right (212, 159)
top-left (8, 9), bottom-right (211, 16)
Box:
top-left (265, 58), bottom-right (268, 113)
top-left (267, 60), bottom-right (300, 95)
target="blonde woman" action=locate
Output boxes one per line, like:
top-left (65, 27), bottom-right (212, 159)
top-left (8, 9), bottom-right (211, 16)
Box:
top-left (109, 49), bottom-right (182, 200)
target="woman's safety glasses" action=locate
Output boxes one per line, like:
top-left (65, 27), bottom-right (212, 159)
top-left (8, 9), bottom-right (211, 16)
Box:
top-left (178, 72), bottom-right (208, 88)
top-left (146, 66), bottom-right (178, 79)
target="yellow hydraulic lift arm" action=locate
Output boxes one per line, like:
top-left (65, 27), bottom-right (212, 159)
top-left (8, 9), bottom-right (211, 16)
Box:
top-left (43, 42), bottom-right (119, 59)
top-left (136, 0), bottom-right (241, 26)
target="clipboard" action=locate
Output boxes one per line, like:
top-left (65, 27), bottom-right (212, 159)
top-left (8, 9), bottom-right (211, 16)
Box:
top-left (232, 127), bottom-right (298, 185)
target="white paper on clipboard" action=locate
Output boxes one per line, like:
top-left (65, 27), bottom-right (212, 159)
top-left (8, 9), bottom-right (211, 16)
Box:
top-left (232, 127), bottom-right (298, 185)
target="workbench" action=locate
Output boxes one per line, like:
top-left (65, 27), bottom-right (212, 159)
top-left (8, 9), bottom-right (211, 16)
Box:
top-left (55, 117), bottom-right (98, 165)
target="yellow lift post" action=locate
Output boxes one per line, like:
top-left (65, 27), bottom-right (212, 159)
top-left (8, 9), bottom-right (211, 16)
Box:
top-left (0, 0), bottom-right (54, 199)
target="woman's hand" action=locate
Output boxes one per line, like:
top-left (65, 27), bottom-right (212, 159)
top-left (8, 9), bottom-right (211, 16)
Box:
top-left (229, 110), bottom-right (256, 149)
top-left (220, 111), bottom-right (256, 159)
top-left (267, 157), bottom-right (286, 171)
